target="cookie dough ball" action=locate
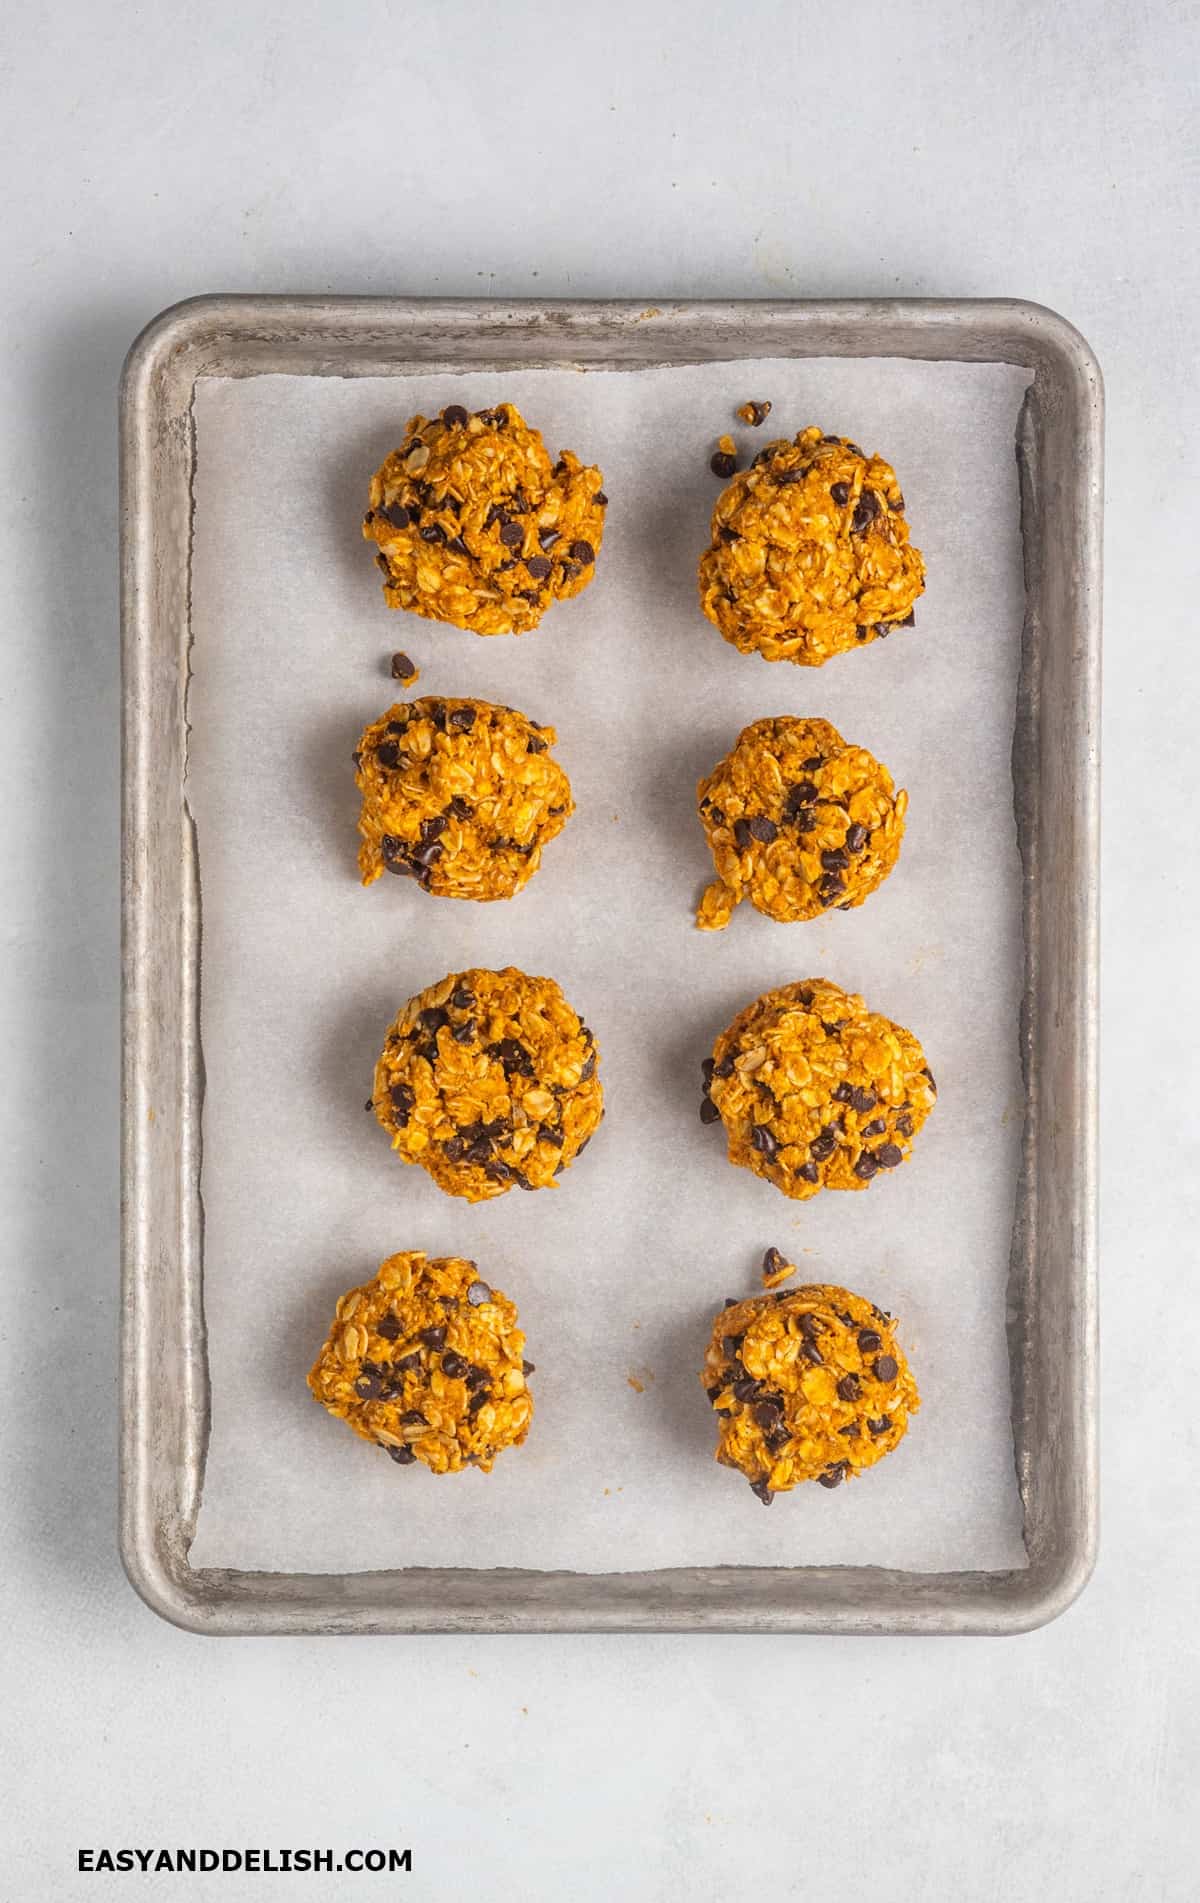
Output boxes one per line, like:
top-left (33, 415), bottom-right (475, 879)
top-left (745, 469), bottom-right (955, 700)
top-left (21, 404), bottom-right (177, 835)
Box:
top-left (700, 977), bottom-right (936, 1200)
top-left (372, 967), bottom-right (603, 1202)
top-left (696, 716), bottom-right (907, 930)
top-left (701, 1281), bottom-right (919, 1501)
top-left (698, 425), bottom-right (925, 666)
top-left (355, 697), bottom-right (573, 900)
top-left (363, 401), bottom-right (607, 636)
top-left (308, 1251), bottom-right (533, 1474)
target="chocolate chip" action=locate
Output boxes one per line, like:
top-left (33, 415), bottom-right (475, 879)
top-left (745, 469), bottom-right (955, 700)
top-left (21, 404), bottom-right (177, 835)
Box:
top-left (839, 1423), bottom-right (860, 1440)
top-left (722, 1333), bottom-right (744, 1358)
top-left (817, 1463), bottom-right (847, 1489)
top-left (796, 1162), bottom-right (820, 1184)
top-left (488, 1037), bottom-right (535, 1077)
top-left (521, 1360), bottom-right (536, 1377)
top-left (857, 1330), bottom-right (882, 1354)
top-left (699, 1098), bottom-right (721, 1124)
top-left (710, 451), bottom-right (738, 477)
top-left (861, 1118), bottom-right (886, 1139)
top-left (868, 1415), bottom-right (892, 1437)
top-left (441, 1350), bottom-right (468, 1380)
top-left (525, 555), bottom-right (551, 580)
top-left (733, 1376), bottom-right (763, 1403)
top-left (776, 463), bottom-right (808, 484)
top-left (748, 815), bottom-right (778, 843)
top-left (818, 875), bottom-right (845, 900)
top-left (733, 817), bottom-right (752, 850)
top-left (560, 559), bottom-right (581, 580)
top-left (580, 1049), bottom-right (597, 1081)
top-left (845, 822), bottom-right (868, 853)
top-left (752, 446), bottom-right (776, 468)
top-left (390, 651), bottom-right (416, 682)
top-left (895, 1116), bottom-right (913, 1138)
top-left (830, 482), bottom-right (849, 505)
top-left (750, 1480), bottom-right (774, 1505)
top-left (821, 848), bottom-right (851, 873)
top-left (762, 1246), bottom-right (787, 1278)
top-left (419, 815), bottom-right (447, 845)
top-left (809, 1131), bottom-right (837, 1162)
top-left (851, 1087), bottom-right (877, 1114)
top-left (713, 1055), bottom-right (735, 1079)
top-left (922, 1065), bottom-right (938, 1093)
top-left (441, 404), bottom-right (469, 426)
top-left (701, 1057), bottom-right (716, 1083)
top-left (854, 1151), bottom-right (879, 1180)
top-left (376, 740), bottom-right (400, 768)
top-left (874, 1355), bottom-right (898, 1383)
top-left (447, 796), bottom-right (472, 820)
top-left (422, 522), bottom-right (450, 546)
top-left (895, 607), bottom-right (916, 628)
top-left (569, 539), bottom-right (595, 564)
top-left (891, 493), bottom-right (904, 511)
top-left (387, 1445), bottom-right (417, 1465)
top-left (595, 491), bottom-right (608, 505)
top-left (785, 781), bottom-right (819, 816)
top-left (802, 1337), bottom-right (824, 1365)
top-left (375, 1314), bottom-right (402, 1342)
top-left (419, 1326), bottom-right (446, 1349)
top-left (837, 1374), bottom-right (861, 1402)
top-left (355, 1373), bottom-right (384, 1399)
top-left (400, 1409), bottom-right (427, 1427)
top-left (379, 502), bottom-right (410, 530)
top-left (876, 1143), bottom-right (904, 1169)
top-left (466, 1281), bottom-right (492, 1308)
top-left (820, 1021), bottom-right (844, 1038)
top-left (750, 1125), bottom-right (778, 1159)
top-left (753, 1399), bottom-right (784, 1428)
top-left (499, 520), bottom-right (524, 548)
top-left (448, 706), bottom-right (477, 733)
top-left (763, 1425), bottom-right (790, 1453)
top-left (742, 400), bottom-right (772, 426)
top-left (852, 491), bottom-right (880, 533)
top-left (388, 1083), bottom-right (415, 1122)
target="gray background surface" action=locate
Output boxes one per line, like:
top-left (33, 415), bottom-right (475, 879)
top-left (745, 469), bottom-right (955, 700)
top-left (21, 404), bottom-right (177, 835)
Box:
top-left (0, 1), bottom-right (1194, 1896)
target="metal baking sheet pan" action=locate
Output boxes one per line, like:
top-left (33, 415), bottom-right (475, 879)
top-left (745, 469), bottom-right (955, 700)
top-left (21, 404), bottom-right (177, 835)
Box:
top-left (120, 297), bottom-right (1100, 1634)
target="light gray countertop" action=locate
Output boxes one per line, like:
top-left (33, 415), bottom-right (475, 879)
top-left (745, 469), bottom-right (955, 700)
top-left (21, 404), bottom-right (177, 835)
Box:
top-left (0, 0), bottom-right (1192, 1894)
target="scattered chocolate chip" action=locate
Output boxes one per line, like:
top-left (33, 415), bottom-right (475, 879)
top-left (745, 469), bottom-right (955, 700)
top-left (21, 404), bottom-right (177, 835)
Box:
top-left (796, 1162), bottom-right (820, 1184)
top-left (861, 1118), bottom-right (886, 1139)
top-left (854, 1151), bottom-right (879, 1180)
top-left (801, 1337), bottom-right (824, 1365)
top-left (355, 1373), bottom-right (384, 1399)
top-left (763, 1425), bottom-right (790, 1453)
top-left (713, 1055), bottom-right (735, 1079)
top-left (569, 539), bottom-right (595, 564)
top-left (820, 1021), bottom-right (844, 1038)
top-left (387, 1445), bottom-right (417, 1465)
top-left (818, 875), bottom-right (846, 900)
top-left (448, 705), bottom-right (477, 733)
top-left (450, 1019), bottom-right (477, 1045)
top-left (467, 1281), bottom-right (492, 1307)
top-left (441, 404), bottom-right (469, 427)
top-left (595, 491), bottom-right (608, 505)
top-left (762, 1246), bottom-right (787, 1278)
top-left (379, 502), bottom-right (410, 530)
top-left (839, 1423), bottom-right (861, 1440)
top-left (809, 1131), bottom-right (837, 1162)
top-left (710, 450), bottom-right (738, 478)
top-left (868, 1415), bottom-right (892, 1436)
top-left (390, 651), bottom-right (416, 682)
top-left (388, 1083), bottom-right (415, 1122)
top-left (851, 491), bottom-right (880, 534)
top-left (487, 1037), bottom-right (535, 1077)
top-left (837, 1374), bottom-right (861, 1402)
top-left (922, 1065), bottom-right (938, 1093)
top-left (560, 559), bottom-right (581, 581)
top-left (752, 446), bottom-right (776, 468)
top-left (799, 1312), bottom-right (824, 1339)
top-left (400, 1409), bottom-right (427, 1427)
top-left (441, 1350), bottom-right (469, 1380)
top-left (776, 463), bottom-right (809, 485)
top-left (419, 1326), bottom-right (447, 1349)
top-left (522, 1359), bottom-right (536, 1376)
top-left (876, 1143), bottom-right (904, 1169)
top-left (851, 1087), bottom-right (878, 1114)
top-left (498, 520), bottom-right (524, 548)
top-left (895, 1115), bottom-right (913, 1138)
top-left (750, 1125), bottom-right (778, 1159)
top-left (748, 815), bottom-right (778, 843)
top-left (580, 1050), bottom-right (597, 1081)
top-left (821, 848), bottom-right (851, 873)
top-left (741, 400), bottom-right (772, 426)
top-left (895, 607), bottom-right (916, 628)
top-left (701, 1057), bottom-right (716, 1083)
top-left (375, 1314), bottom-right (402, 1342)
top-left (891, 493), bottom-right (904, 511)
top-left (722, 1333), bottom-right (744, 1357)
top-left (845, 822), bottom-right (868, 854)
top-left (874, 1355), bottom-right (898, 1383)
top-left (447, 796), bottom-right (473, 820)
top-left (857, 1329), bottom-right (882, 1354)
top-left (525, 554), bottom-right (551, 580)
top-left (376, 740), bottom-right (400, 768)
top-left (750, 1480), bottom-right (774, 1506)
top-left (753, 1399), bottom-right (784, 1428)
top-left (699, 1098), bottom-right (721, 1124)
top-left (394, 1352), bottom-right (421, 1373)
top-left (817, 1462), bottom-right (847, 1489)
top-left (733, 817), bottom-right (752, 850)
top-left (733, 1376), bottom-right (763, 1403)
top-left (830, 482), bottom-right (849, 505)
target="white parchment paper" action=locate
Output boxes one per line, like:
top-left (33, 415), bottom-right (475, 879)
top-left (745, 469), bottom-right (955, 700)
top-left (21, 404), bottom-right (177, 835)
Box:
top-left (187, 357), bottom-right (1031, 1574)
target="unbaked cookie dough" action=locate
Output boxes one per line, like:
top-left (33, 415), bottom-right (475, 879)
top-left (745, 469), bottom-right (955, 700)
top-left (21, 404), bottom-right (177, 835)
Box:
top-left (372, 966), bottom-right (602, 1201)
top-left (308, 1251), bottom-right (533, 1474)
top-left (695, 715), bottom-right (907, 930)
top-left (355, 697), bottom-right (573, 899)
top-left (363, 401), bottom-right (606, 636)
top-left (698, 425), bottom-right (925, 666)
top-left (700, 977), bottom-right (936, 1200)
top-left (701, 1279), bottom-right (919, 1502)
